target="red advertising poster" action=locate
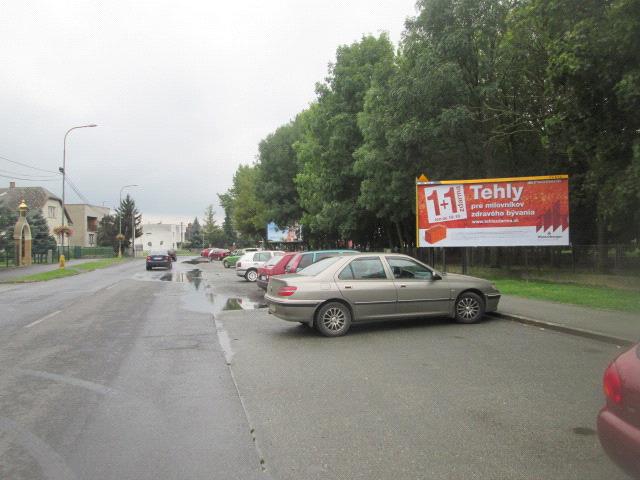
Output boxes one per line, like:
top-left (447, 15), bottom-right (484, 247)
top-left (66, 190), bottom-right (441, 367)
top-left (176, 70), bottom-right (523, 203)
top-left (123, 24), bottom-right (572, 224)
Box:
top-left (416, 175), bottom-right (569, 247)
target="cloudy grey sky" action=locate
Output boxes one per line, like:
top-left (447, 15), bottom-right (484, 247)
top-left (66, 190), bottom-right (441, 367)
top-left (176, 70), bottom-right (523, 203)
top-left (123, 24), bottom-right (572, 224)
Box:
top-left (1, 0), bottom-right (417, 224)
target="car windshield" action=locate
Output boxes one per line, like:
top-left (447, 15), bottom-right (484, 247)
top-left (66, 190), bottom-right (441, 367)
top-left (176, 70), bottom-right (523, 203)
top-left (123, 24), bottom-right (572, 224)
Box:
top-left (297, 256), bottom-right (342, 276)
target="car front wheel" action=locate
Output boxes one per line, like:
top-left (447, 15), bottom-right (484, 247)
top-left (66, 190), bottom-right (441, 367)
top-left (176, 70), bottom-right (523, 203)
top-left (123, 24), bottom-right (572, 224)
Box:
top-left (454, 292), bottom-right (484, 324)
top-left (245, 269), bottom-right (258, 282)
top-left (315, 302), bottom-right (352, 337)
top-left (223, 261), bottom-right (230, 268)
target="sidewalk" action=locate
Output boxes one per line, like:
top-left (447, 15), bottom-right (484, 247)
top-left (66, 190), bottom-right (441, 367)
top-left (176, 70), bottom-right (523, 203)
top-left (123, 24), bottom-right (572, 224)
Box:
top-left (495, 295), bottom-right (639, 346)
top-left (0, 259), bottom-right (95, 282)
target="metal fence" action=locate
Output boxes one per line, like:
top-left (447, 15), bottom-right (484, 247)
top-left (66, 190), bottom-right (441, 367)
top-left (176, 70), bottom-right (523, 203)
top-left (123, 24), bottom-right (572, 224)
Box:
top-left (399, 244), bottom-right (640, 275)
top-left (1, 245), bottom-right (115, 268)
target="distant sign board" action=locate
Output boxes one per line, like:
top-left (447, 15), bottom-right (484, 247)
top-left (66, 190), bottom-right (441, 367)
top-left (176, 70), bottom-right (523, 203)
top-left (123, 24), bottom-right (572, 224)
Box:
top-left (416, 175), bottom-right (569, 247)
top-left (267, 223), bottom-right (302, 243)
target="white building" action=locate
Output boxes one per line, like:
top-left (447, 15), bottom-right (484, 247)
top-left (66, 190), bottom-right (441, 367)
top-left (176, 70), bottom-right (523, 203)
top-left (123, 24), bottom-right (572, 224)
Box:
top-left (135, 222), bottom-right (184, 252)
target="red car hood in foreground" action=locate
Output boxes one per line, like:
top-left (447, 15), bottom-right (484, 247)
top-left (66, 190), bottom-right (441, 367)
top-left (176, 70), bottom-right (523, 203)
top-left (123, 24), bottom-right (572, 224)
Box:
top-left (598, 343), bottom-right (640, 478)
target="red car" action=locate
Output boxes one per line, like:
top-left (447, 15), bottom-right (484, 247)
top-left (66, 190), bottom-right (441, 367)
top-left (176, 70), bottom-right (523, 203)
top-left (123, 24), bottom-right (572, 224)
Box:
top-left (200, 248), bottom-right (212, 257)
top-left (208, 248), bottom-right (231, 261)
top-left (256, 252), bottom-right (297, 290)
top-left (597, 343), bottom-right (640, 478)
top-left (285, 250), bottom-right (358, 274)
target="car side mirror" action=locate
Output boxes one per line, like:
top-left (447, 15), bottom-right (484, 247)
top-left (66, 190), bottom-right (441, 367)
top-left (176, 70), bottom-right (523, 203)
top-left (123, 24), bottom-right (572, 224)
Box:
top-left (432, 273), bottom-right (442, 280)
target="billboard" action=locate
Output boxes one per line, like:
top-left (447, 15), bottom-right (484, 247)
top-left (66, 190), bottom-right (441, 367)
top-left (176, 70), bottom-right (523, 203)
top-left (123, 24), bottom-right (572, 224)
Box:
top-left (267, 223), bottom-right (302, 243)
top-left (416, 175), bottom-right (569, 247)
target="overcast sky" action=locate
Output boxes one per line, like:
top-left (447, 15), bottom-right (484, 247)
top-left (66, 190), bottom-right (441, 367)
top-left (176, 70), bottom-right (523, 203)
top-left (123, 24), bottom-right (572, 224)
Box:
top-left (1, 0), bottom-right (417, 225)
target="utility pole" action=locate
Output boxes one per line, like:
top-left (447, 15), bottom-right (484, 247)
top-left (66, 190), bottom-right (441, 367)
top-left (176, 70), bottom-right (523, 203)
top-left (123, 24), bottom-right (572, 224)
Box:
top-left (131, 212), bottom-right (136, 257)
top-left (59, 124), bottom-right (97, 268)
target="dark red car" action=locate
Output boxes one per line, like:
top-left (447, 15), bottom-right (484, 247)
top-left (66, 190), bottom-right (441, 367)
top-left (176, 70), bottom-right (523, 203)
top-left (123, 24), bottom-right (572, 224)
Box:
top-left (200, 248), bottom-right (212, 257)
top-left (256, 252), bottom-right (297, 291)
top-left (208, 248), bottom-right (231, 261)
top-left (597, 343), bottom-right (640, 478)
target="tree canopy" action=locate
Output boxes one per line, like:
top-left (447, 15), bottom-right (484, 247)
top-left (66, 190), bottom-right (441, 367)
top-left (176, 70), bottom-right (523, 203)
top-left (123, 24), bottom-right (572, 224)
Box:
top-left (222, 0), bottom-right (640, 249)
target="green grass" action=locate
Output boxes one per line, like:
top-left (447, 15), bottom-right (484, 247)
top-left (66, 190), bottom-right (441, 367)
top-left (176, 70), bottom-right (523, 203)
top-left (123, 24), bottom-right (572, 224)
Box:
top-left (4, 258), bottom-right (127, 283)
top-left (493, 278), bottom-right (640, 313)
top-left (72, 258), bottom-right (124, 272)
top-left (10, 268), bottom-right (80, 282)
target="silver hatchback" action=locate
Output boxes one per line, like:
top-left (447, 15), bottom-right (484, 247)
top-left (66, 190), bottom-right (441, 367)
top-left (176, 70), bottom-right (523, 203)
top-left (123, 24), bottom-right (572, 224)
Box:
top-left (264, 253), bottom-right (501, 336)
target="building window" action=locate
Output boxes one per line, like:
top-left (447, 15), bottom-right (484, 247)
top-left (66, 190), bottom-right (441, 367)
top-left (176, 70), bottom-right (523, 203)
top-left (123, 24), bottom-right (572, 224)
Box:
top-left (88, 233), bottom-right (95, 246)
top-left (48, 206), bottom-right (56, 218)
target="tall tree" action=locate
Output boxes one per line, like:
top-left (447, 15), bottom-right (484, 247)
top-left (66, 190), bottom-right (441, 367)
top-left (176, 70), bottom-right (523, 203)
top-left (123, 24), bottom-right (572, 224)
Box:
top-left (0, 205), bottom-right (17, 255)
top-left (218, 192), bottom-right (237, 246)
top-left (97, 214), bottom-right (119, 253)
top-left (295, 34), bottom-right (395, 246)
top-left (256, 116), bottom-right (304, 228)
top-left (188, 217), bottom-right (203, 248)
top-left (115, 194), bottom-right (142, 250)
top-left (227, 165), bottom-right (268, 242)
top-left (202, 204), bottom-right (225, 246)
top-left (27, 210), bottom-right (56, 254)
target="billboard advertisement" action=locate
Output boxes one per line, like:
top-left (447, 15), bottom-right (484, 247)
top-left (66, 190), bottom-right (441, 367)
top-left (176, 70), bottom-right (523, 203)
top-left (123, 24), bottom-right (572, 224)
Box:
top-left (267, 223), bottom-right (303, 243)
top-left (416, 175), bottom-right (569, 247)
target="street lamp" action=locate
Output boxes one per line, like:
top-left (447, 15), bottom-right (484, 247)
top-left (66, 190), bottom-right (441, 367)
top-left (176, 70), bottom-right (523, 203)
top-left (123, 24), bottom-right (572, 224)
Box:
top-left (118, 184), bottom-right (138, 258)
top-left (60, 124), bottom-right (97, 268)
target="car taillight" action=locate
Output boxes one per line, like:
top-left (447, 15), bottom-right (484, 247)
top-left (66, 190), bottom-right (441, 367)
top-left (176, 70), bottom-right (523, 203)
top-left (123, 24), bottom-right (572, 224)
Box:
top-left (146, 256), bottom-right (151, 261)
top-left (603, 362), bottom-right (623, 405)
top-left (237, 262), bottom-right (241, 268)
top-left (277, 286), bottom-right (297, 297)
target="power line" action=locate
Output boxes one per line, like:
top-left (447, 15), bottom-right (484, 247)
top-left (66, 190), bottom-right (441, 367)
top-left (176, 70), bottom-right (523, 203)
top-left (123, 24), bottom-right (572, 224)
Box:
top-left (0, 168), bottom-right (59, 180)
top-left (0, 155), bottom-right (58, 174)
top-left (65, 176), bottom-right (92, 205)
top-left (0, 173), bottom-right (59, 182)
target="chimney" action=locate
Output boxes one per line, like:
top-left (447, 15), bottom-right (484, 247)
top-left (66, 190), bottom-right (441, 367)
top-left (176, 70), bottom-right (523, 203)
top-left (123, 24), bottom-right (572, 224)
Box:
top-left (9, 181), bottom-right (15, 189)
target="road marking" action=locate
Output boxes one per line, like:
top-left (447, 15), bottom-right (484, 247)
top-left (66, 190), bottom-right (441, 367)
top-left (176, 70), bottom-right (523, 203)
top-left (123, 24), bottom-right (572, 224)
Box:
top-left (106, 283), bottom-right (118, 290)
top-left (24, 310), bottom-right (61, 328)
top-left (0, 417), bottom-right (78, 480)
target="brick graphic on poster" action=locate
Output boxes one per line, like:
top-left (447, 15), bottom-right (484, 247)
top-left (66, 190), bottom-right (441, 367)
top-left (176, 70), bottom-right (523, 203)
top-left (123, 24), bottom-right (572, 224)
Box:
top-left (425, 225), bottom-right (447, 244)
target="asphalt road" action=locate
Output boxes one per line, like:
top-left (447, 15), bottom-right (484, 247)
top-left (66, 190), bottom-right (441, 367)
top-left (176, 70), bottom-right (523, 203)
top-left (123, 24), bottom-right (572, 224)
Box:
top-left (0, 257), bottom-right (629, 479)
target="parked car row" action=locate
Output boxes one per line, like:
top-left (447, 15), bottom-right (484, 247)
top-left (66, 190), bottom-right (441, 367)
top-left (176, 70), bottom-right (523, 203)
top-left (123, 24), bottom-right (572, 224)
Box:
top-left (200, 247), bottom-right (231, 261)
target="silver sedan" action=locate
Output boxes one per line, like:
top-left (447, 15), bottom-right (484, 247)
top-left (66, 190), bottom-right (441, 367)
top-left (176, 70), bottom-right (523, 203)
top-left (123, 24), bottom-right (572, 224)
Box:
top-left (264, 253), bottom-right (501, 336)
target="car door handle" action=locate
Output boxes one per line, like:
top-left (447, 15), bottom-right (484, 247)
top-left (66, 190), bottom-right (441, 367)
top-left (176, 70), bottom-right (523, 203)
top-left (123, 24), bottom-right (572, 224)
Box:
top-left (344, 285), bottom-right (352, 289)
top-left (399, 284), bottom-right (407, 288)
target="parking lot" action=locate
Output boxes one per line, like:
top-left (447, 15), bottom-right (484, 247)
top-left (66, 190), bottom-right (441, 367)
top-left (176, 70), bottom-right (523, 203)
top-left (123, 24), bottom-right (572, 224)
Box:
top-left (202, 260), bottom-right (626, 479)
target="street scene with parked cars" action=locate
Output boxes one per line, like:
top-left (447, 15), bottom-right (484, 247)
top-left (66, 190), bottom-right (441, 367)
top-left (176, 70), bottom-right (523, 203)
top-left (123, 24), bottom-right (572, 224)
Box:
top-left (1, 252), bottom-right (636, 479)
top-left (2, 0), bottom-right (640, 478)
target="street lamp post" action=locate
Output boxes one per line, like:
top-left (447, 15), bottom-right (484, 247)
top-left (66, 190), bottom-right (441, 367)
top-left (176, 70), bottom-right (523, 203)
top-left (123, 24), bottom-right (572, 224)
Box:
top-left (60, 124), bottom-right (97, 268)
top-left (118, 184), bottom-right (138, 258)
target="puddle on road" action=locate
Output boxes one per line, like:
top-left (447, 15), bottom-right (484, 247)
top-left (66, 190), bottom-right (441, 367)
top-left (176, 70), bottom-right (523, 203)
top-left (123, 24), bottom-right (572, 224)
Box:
top-left (159, 269), bottom-right (204, 289)
top-left (153, 267), bottom-right (267, 315)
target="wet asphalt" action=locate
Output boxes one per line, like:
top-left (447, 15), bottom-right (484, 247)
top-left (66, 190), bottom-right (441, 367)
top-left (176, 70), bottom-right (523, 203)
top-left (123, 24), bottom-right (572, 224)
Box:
top-left (0, 257), bottom-right (629, 479)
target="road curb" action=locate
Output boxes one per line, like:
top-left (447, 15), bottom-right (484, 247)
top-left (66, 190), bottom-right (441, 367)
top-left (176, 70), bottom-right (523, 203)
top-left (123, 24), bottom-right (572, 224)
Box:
top-left (490, 312), bottom-right (635, 347)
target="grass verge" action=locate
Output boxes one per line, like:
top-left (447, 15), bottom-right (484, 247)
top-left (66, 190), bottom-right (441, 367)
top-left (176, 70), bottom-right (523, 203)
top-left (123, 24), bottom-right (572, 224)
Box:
top-left (493, 278), bottom-right (640, 313)
top-left (4, 258), bottom-right (127, 283)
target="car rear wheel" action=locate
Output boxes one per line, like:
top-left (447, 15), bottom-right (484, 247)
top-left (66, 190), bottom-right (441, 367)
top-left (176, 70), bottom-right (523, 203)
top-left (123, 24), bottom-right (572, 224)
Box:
top-left (245, 269), bottom-right (258, 282)
top-left (223, 260), bottom-right (230, 268)
top-left (146, 265), bottom-right (151, 271)
top-left (454, 292), bottom-right (484, 324)
top-left (315, 302), bottom-right (351, 337)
